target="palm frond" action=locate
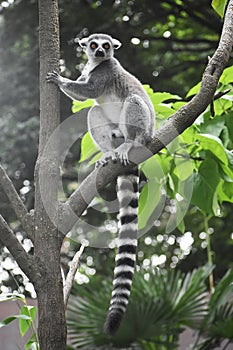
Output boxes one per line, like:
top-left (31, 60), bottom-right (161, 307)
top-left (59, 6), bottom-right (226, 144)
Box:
top-left (67, 265), bottom-right (212, 349)
top-left (194, 268), bottom-right (233, 349)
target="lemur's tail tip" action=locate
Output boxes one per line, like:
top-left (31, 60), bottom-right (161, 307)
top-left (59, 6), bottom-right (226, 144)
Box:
top-left (104, 310), bottom-right (124, 336)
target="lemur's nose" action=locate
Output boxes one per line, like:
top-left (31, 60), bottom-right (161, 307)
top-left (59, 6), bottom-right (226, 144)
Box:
top-left (95, 48), bottom-right (105, 57)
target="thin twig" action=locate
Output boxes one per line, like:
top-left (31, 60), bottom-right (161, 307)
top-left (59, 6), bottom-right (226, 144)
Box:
top-left (63, 243), bottom-right (86, 307)
top-left (204, 215), bottom-right (214, 294)
top-left (210, 88), bottom-right (231, 116)
top-left (0, 164), bottom-right (34, 240)
top-left (0, 214), bottom-right (35, 281)
top-left (213, 88), bottom-right (231, 100)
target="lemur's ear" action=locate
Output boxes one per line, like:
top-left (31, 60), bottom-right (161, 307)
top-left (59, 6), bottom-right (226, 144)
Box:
top-left (78, 37), bottom-right (88, 49)
top-left (112, 38), bottom-right (122, 50)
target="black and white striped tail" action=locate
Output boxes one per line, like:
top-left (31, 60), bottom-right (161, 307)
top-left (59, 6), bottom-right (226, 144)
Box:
top-left (104, 168), bottom-right (139, 335)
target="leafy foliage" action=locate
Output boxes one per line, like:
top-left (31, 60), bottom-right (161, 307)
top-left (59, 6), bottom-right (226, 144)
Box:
top-left (67, 266), bottom-right (212, 349)
top-left (76, 65), bottom-right (233, 233)
top-left (0, 293), bottom-right (39, 350)
top-left (67, 266), bottom-right (233, 349)
top-left (194, 269), bottom-right (233, 349)
top-left (211, 0), bottom-right (228, 18)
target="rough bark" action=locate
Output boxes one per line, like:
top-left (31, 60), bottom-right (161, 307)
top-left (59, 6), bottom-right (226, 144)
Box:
top-left (33, 0), bottom-right (66, 349)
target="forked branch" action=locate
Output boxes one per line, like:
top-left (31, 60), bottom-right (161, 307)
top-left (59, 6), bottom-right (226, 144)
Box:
top-left (0, 164), bottom-right (34, 240)
top-left (0, 214), bottom-right (34, 280)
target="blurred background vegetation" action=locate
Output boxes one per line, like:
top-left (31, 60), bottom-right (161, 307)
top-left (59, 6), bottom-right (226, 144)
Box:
top-left (0, 0), bottom-right (233, 349)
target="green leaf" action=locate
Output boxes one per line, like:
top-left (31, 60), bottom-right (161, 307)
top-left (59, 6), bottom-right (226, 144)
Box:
top-left (143, 86), bottom-right (181, 119)
top-left (209, 269), bottom-right (233, 309)
top-left (146, 90), bottom-right (181, 104)
top-left (138, 180), bottom-right (162, 231)
top-left (213, 98), bottom-right (232, 115)
top-left (168, 173), bottom-right (175, 192)
top-left (174, 156), bottom-right (194, 181)
top-left (28, 306), bottom-right (37, 321)
top-left (26, 341), bottom-right (38, 350)
top-left (140, 154), bottom-right (166, 180)
top-left (88, 150), bottom-right (102, 165)
top-left (211, 0), bottom-right (228, 18)
top-left (197, 134), bottom-right (228, 165)
top-left (0, 314), bottom-right (31, 329)
top-left (211, 318), bottom-right (233, 339)
top-left (0, 293), bottom-right (25, 302)
top-left (19, 305), bottom-right (36, 336)
top-left (199, 269), bottom-right (233, 343)
top-left (226, 151), bottom-right (233, 178)
top-left (217, 181), bottom-right (233, 203)
top-left (199, 116), bottom-right (225, 138)
top-left (0, 316), bottom-right (17, 328)
top-left (186, 81), bottom-right (201, 98)
top-left (177, 219), bottom-right (185, 234)
top-left (219, 66), bottom-right (233, 84)
top-left (139, 157), bottom-right (166, 230)
top-left (26, 334), bottom-right (39, 350)
top-left (156, 104), bottom-right (174, 119)
top-left (181, 124), bottom-right (198, 144)
top-left (72, 99), bottom-right (94, 113)
top-left (79, 131), bottom-right (99, 163)
top-left (143, 84), bottom-right (154, 96)
top-left (166, 175), bottom-right (193, 233)
top-left (172, 100), bottom-right (187, 111)
top-left (191, 159), bottom-right (220, 214)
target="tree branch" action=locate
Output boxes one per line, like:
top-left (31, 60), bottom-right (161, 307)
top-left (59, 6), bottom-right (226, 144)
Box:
top-left (0, 164), bottom-right (34, 241)
top-left (0, 214), bottom-right (35, 281)
top-left (58, 0), bottom-right (233, 235)
top-left (63, 243), bottom-right (86, 307)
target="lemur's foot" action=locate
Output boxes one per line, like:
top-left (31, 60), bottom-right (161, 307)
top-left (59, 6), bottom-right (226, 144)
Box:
top-left (117, 151), bottom-right (130, 166)
top-left (95, 151), bottom-right (117, 168)
top-left (115, 143), bottom-right (132, 166)
top-left (46, 71), bottom-right (62, 85)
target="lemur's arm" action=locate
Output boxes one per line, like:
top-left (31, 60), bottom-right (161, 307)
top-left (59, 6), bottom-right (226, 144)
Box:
top-left (46, 64), bottom-right (110, 101)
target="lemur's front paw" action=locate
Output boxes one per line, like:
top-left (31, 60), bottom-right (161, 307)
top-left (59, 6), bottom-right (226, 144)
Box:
top-left (46, 70), bottom-right (62, 85)
top-left (116, 150), bottom-right (130, 166)
top-left (95, 151), bottom-right (118, 168)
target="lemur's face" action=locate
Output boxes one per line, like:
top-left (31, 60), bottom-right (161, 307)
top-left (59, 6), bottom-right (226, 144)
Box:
top-left (79, 34), bottom-right (122, 61)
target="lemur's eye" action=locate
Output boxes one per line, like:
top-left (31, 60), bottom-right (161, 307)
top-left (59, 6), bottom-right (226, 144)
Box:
top-left (103, 42), bottom-right (110, 50)
top-left (90, 42), bottom-right (98, 49)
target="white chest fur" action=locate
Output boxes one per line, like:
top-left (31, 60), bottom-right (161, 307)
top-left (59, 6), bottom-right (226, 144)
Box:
top-left (82, 60), bottom-right (124, 122)
top-left (96, 93), bottom-right (123, 123)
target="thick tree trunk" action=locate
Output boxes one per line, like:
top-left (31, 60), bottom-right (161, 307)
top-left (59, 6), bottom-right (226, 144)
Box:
top-left (34, 1), bottom-right (67, 349)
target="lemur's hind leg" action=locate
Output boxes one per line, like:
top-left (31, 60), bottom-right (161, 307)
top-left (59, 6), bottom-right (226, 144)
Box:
top-left (88, 105), bottom-right (119, 167)
top-left (116, 94), bottom-right (151, 165)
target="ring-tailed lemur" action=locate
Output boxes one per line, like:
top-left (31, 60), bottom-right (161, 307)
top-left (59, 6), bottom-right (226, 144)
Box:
top-left (47, 33), bottom-right (155, 335)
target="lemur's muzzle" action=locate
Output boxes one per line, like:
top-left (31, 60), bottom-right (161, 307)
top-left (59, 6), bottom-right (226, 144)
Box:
top-left (95, 48), bottom-right (105, 57)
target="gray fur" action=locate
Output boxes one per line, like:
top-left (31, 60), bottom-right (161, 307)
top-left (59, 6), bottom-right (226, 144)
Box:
top-left (47, 33), bottom-right (155, 334)
top-left (47, 33), bottom-right (155, 165)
